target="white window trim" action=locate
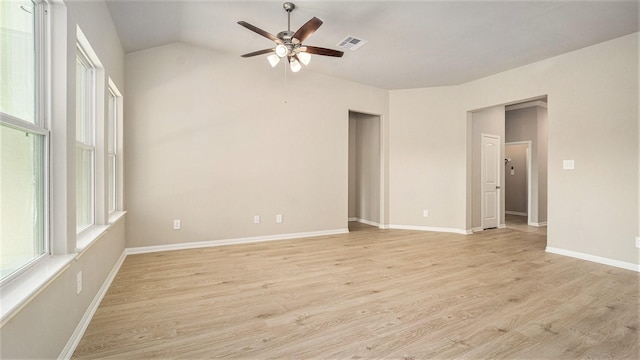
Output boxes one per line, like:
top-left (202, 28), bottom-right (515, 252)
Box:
top-left (75, 35), bottom-right (98, 236)
top-left (107, 84), bottom-right (118, 214)
top-left (0, 0), bottom-right (50, 284)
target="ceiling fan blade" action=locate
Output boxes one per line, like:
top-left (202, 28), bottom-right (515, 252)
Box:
top-left (292, 17), bottom-right (323, 43)
top-left (241, 48), bottom-right (275, 58)
top-left (303, 46), bottom-right (344, 58)
top-left (238, 21), bottom-right (281, 43)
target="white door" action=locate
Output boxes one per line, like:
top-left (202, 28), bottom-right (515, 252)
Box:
top-left (481, 134), bottom-right (500, 229)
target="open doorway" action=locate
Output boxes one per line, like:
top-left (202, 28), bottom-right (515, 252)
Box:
top-left (348, 111), bottom-right (381, 231)
top-left (505, 142), bottom-right (531, 226)
top-left (469, 97), bottom-right (547, 232)
top-left (505, 100), bottom-right (548, 228)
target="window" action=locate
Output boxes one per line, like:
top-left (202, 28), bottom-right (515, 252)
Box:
top-left (0, 0), bottom-right (47, 281)
top-left (107, 86), bottom-right (118, 213)
top-left (76, 46), bottom-right (95, 234)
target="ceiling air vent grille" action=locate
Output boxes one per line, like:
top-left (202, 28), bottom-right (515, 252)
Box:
top-left (337, 36), bottom-right (367, 51)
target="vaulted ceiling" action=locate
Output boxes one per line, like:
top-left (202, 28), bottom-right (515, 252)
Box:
top-left (105, 0), bottom-right (639, 90)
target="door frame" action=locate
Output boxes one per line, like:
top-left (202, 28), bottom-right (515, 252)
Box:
top-left (347, 110), bottom-right (384, 229)
top-left (481, 133), bottom-right (501, 230)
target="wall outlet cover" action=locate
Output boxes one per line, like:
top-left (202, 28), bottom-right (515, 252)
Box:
top-left (76, 271), bottom-right (83, 295)
top-left (562, 160), bottom-right (575, 170)
top-left (636, 237), bottom-right (640, 249)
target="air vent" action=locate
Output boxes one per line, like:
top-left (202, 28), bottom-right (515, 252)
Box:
top-left (336, 36), bottom-right (367, 51)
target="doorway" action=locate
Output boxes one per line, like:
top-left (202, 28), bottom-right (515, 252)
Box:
top-left (468, 97), bottom-right (547, 232)
top-left (348, 111), bottom-right (381, 229)
top-left (505, 142), bottom-right (531, 225)
top-left (505, 100), bottom-right (547, 227)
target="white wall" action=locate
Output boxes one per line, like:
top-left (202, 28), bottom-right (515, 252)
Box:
top-left (390, 32), bottom-right (639, 266)
top-left (0, 1), bottom-right (126, 358)
top-left (124, 43), bottom-right (389, 248)
top-left (389, 86), bottom-right (469, 231)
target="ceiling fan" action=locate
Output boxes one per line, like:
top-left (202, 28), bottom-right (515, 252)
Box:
top-left (238, 2), bottom-right (344, 73)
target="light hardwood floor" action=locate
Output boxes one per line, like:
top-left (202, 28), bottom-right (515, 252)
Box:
top-left (72, 223), bottom-right (639, 359)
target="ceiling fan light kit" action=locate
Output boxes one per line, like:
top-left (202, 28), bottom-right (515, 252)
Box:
top-left (238, 2), bottom-right (344, 73)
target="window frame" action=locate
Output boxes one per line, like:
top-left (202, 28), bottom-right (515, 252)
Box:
top-left (0, 0), bottom-right (50, 284)
top-left (107, 85), bottom-right (117, 214)
top-left (75, 43), bottom-right (96, 235)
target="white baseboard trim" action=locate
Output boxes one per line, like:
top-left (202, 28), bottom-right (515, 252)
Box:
top-left (349, 218), bottom-right (380, 228)
top-left (59, 249), bottom-right (127, 360)
top-left (505, 211), bottom-right (527, 216)
top-left (348, 217), bottom-right (358, 222)
top-left (126, 229), bottom-right (349, 255)
top-left (472, 225), bottom-right (507, 232)
top-left (388, 224), bottom-right (471, 235)
top-left (529, 221), bottom-right (547, 227)
top-left (546, 247), bottom-right (640, 272)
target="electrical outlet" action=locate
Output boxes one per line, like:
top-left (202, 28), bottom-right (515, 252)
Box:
top-left (563, 160), bottom-right (575, 170)
top-left (276, 214), bottom-right (283, 223)
top-left (423, 210), bottom-right (429, 217)
top-left (636, 237), bottom-right (640, 249)
top-left (254, 215), bottom-right (260, 224)
top-left (173, 219), bottom-right (181, 230)
top-left (76, 271), bottom-right (83, 295)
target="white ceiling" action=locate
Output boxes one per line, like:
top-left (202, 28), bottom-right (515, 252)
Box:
top-left (104, 0), bottom-right (639, 90)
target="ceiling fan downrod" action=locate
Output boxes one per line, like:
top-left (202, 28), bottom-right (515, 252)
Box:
top-left (283, 2), bottom-right (295, 32)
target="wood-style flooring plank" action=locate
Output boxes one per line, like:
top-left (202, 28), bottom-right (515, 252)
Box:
top-left (72, 222), bottom-right (639, 359)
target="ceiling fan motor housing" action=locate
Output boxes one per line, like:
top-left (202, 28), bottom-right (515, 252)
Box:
top-left (277, 30), bottom-right (294, 42)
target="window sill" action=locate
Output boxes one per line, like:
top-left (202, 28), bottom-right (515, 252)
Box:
top-left (76, 225), bottom-right (109, 252)
top-left (0, 254), bottom-right (76, 326)
top-left (1, 212), bottom-right (127, 326)
top-left (76, 211), bottom-right (127, 252)
top-left (108, 210), bottom-right (127, 226)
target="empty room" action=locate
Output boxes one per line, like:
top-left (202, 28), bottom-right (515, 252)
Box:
top-left (1, 0), bottom-right (638, 359)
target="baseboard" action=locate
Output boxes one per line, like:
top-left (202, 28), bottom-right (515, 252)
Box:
top-left (126, 229), bottom-right (350, 255)
top-left (529, 221), bottom-right (547, 227)
top-left (505, 211), bottom-right (527, 216)
top-left (58, 249), bottom-right (127, 360)
top-left (350, 218), bottom-right (380, 227)
top-left (472, 226), bottom-right (507, 232)
top-left (348, 217), bottom-right (358, 222)
top-left (388, 224), bottom-right (471, 235)
top-left (545, 247), bottom-right (640, 272)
